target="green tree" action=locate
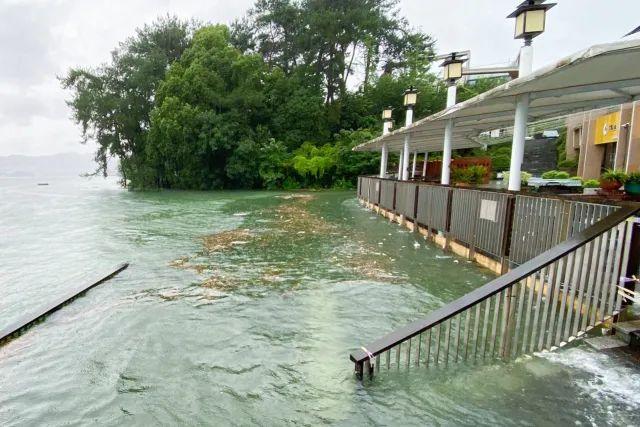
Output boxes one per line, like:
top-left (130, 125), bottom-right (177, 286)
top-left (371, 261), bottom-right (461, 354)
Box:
top-left (61, 16), bottom-right (194, 184)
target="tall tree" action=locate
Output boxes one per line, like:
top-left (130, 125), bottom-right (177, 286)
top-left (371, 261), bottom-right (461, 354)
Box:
top-left (61, 16), bottom-right (194, 184)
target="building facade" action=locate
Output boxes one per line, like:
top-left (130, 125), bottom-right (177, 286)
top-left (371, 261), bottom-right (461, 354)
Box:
top-left (565, 102), bottom-right (640, 179)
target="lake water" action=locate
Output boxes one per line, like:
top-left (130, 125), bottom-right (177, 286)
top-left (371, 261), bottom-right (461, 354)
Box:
top-left (1, 177), bottom-right (638, 425)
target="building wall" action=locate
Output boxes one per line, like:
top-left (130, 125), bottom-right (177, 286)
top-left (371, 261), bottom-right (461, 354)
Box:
top-left (566, 102), bottom-right (640, 180)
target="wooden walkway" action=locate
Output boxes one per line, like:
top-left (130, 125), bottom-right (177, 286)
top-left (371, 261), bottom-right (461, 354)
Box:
top-left (0, 262), bottom-right (129, 346)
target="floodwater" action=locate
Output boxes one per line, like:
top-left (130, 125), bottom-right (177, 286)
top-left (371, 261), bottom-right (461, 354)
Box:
top-left (0, 177), bottom-right (638, 426)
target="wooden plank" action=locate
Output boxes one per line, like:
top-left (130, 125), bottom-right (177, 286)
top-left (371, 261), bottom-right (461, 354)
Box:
top-left (0, 263), bottom-right (129, 345)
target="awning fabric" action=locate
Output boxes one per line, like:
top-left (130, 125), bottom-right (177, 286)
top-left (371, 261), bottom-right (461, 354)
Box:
top-left (353, 38), bottom-right (640, 152)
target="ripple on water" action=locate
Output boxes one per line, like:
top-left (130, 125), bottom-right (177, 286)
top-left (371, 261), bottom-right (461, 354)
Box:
top-left (1, 178), bottom-right (638, 425)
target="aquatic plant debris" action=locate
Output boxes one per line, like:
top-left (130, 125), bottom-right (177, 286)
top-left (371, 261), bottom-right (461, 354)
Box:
top-left (201, 228), bottom-right (253, 252)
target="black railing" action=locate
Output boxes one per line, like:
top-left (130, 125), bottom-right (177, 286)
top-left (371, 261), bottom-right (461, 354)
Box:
top-left (350, 203), bottom-right (639, 378)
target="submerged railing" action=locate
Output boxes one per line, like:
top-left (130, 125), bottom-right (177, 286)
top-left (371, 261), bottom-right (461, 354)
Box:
top-left (353, 177), bottom-right (640, 379)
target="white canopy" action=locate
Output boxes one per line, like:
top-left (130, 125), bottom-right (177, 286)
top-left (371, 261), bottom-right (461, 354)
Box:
top-left (354, 38), bottom-right (640, 152)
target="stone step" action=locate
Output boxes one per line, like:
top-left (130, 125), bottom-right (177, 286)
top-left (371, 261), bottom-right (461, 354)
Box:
top-left (612, 319), bottom-right (640, 343)
top-left (584, 335), bottom-right (629, 351)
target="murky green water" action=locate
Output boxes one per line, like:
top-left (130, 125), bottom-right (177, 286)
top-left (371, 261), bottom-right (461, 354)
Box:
top-left (1, 177), bottom-right (638, 426)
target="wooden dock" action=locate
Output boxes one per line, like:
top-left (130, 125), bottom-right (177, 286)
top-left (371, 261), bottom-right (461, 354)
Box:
top-left (0, 262), bottom-right (129, 346)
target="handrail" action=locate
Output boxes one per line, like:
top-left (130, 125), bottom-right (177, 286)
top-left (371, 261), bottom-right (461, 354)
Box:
top-left (350, 204), bottom-right (640, 366)
top-left (359, 174), bottom-right (631, 206)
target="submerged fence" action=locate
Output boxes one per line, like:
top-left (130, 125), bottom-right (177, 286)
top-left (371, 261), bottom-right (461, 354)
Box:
top-left (357, 176), bottom-right (621, 269)
top-left (351, 201), bottom-right (640, 378)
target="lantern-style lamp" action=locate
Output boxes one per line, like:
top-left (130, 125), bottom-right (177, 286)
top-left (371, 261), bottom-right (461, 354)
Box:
top-left (382, 107), bottom-right (393, 121)
top-left (508, 0), bottom-right (556, 41)
top-left (440, 52), bottom-right (468, 84)
top-left (403, 86), bottom-right (418, 108)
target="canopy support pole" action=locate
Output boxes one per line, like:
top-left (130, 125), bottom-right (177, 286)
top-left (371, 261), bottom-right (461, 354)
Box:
top-left (411, 152), bottom-right (418, 178)
top-left (401, 107), bottom-right (414, 181)
top-left (380, 121), bottom-right (391, 178)
top-left (440, 83), bottom-right (457, 185)
top-left (397, 149), bottom-right (403, 179)
top-left (422, 152), bottom-right (428, 179)
top-left (507, 93), bottom-right (530, 191)
top-left (441, 119), bottom-right (454, 185)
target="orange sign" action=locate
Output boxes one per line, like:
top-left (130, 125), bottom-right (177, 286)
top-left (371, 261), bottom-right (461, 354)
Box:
top-left (594, 112), bottom-right (620, 145)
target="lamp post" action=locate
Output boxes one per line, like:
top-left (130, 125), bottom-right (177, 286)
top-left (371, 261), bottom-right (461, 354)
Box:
top-left (401, 86), bottom-right (418, 181)
top-left (380, 107), bottom-right (393, 178)
top-left (508, 0), bottom-right (556, 78)
top-left (506, 0), bottom-right (555, 191)
top-left (440, 52), bottom-right (466, 185)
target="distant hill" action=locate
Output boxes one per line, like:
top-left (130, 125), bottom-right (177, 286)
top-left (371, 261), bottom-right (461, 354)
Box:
top-left (0, 153), bottom-right (118, 177)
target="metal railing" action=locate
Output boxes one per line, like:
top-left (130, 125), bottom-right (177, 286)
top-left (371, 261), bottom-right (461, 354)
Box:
top-left (356, 176), bottom-right (624, 269)
top-left (353, 180), bottom-right (639, 378)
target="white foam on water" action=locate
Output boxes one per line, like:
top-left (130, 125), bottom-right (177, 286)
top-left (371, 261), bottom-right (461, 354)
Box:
top-left (537, 347), bottom-right (640, 409)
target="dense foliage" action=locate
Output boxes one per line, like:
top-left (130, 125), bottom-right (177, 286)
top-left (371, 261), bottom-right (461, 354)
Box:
top-left (62, 2), bottom-right (501, 190)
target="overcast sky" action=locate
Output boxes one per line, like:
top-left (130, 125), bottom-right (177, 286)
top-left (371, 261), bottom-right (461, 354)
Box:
top-left (1, 0), bottom-right (639, 156)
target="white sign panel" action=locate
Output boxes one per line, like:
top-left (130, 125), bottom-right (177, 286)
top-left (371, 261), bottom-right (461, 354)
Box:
top-left (479, 199), bottom-right (497, 222)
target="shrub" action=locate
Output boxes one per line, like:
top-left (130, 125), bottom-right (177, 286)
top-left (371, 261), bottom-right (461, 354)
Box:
top-left (502, 171), bottom-right (532, 186)
top-left (542, 170), bottom-right (570, 179)
top-left (600, 169), bottom-right (627, 184)
top-left (582, 179), bottom-right (600, 188)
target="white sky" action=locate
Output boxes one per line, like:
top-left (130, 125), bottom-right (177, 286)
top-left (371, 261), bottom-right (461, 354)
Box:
top-left (1, 0), bottom-right (639, 156)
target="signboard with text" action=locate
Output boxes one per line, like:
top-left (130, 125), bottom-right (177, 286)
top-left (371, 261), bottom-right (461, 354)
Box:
top-left (594, 111), bottom-right (620, 145)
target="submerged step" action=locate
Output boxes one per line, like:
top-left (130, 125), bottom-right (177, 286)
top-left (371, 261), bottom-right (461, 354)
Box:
top-left (584, 335), bottom-right (628, 351)
top-left (612, 319), bottom-right (640, 337)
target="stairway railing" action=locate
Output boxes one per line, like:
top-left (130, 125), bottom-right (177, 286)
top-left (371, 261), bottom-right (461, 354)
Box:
top-left (351, 204), bottom-right (639, 378)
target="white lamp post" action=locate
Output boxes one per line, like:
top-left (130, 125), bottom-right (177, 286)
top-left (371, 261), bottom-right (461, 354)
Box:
top-left (506, 0), bottom-right (555, 191)
top-left (401, 86), bottom-right (418, 181)
top-left (380, 107), bottom-right (393, 178)
top-left (508, 0), bottom-right (556, 78)
top-left (440, 52), bottom-right (466, 185)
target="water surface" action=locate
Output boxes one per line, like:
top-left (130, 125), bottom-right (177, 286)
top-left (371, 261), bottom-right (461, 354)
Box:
top-left (0, 177), bottom-right (638, 425)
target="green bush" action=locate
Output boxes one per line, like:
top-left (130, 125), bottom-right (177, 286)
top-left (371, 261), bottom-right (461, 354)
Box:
top-left (502, 171), bottom-right (532, 186)
top-left (542, 170), bottom-right (570, 179)
top-left (582, 179), bottom-right (600, 188)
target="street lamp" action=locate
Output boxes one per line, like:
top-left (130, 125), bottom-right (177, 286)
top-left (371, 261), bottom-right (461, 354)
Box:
top-left (506, 1), bottom-right (555, 192)
top-left (382, 107), bottom-right (393, 121)
top-left (508, 0), bottom-right (555, 41)
top-left (403, 86), bottom-right (418, 108)
top-left (439, 52), bottom-right (467, 185)
top-left (508, 0), bottom-right (555, 77)
top-left (400, 87), bottom-right (418, 181)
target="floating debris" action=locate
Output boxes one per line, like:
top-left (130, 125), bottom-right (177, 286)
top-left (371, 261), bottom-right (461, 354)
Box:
top-left (201, 229), bottom-right (253, 253)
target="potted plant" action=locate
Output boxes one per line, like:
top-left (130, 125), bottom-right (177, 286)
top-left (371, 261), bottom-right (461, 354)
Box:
top-left (599, 169), bottom-right (627, 192)
top-left (624, 172), bottom-right (640, 196)
top-left (582, 179), bottom-right (600, 195)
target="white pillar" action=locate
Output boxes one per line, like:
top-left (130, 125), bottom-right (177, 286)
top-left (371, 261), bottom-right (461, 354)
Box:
top-left (411, 151), bottom-right (417, 178)
top-left (446, 84), bottom-right (457, 108)
top-left (401, 107), bottom-right (414, 181)
top-left (397, 149), bottom-right (403, 179)
top-left (380, 143), bottom-right (388, 178)
top-left (507, 93), bottom-right (530, 191)
top-left (440, 83), bottom-right (457, 185)
top-left (441, 120), bottom-right (454, 185)
top-left (518, 42), bottom-right (533, 78)
top-left (422, 152), bottom-right (428, 178)
top-left (380, 121), bottom-right (390, 178)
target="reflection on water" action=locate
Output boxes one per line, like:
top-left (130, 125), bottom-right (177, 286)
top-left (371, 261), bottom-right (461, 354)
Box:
top-left (0, 176), bottom-right (638, 425)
